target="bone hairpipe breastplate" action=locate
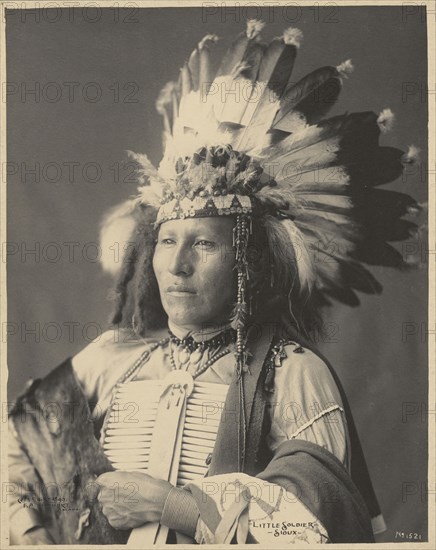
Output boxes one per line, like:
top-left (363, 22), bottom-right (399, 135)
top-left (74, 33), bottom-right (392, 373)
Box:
top-left (103, 374), bottom-right (229, 487)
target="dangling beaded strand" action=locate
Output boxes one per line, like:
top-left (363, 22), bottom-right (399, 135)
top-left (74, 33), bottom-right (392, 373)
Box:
top-left (232, 214), bottom-right (252, 472)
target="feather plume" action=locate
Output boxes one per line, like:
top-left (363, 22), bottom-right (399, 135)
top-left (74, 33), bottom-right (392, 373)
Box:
top-left (235, 29), bottom-right (302, 151)
top-left (291, 165), bottom-right (350, 193)
top-left (100, 199), bottom-right (139, 275)
top-left (272, 66), bottom-right (342, 132)
top-left (297, 193), bottom-right (353, 212)
top-left (256, 186), bottom-right (301, 210)
top-left (263, 215), bottom-right (315, 293)
top-left (218, 41), bottom-right (265, 126)
top-left (126, 151), bottom-right (168, 207)
top-left (402, 145), bottom-right (420, 163)
top-left (352, 241), bottom-right (405, 268)
top-left (126, 151), bottom-right (159, 182)
top-left (203, 21), bottom-right (265, 133)
top-left (246, 19), bottom-right (265, 39)
top-left (336, 59), bottom-right (354, 78)
top-left (199, 34), bottom-right (219, 93)
top-left (155, 82), bottom-right (176, 135)
top-left (216, 23), bottom-right (257, 78)
top-left (377, 108), bottom-right (395, 133)
top-left (283, 27), bottom-right (303, 47)
top-left (300, 224), bottom-right (358, 257)
top-left (268, 136), bottom-right (341, 183)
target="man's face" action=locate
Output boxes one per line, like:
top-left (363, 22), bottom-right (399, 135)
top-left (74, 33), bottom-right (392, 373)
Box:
top-left (152, 216), bottom-right (236, 331)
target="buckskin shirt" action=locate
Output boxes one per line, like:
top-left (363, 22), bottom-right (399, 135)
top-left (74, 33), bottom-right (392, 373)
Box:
top-left (9, 326), bottom-right (383, 544)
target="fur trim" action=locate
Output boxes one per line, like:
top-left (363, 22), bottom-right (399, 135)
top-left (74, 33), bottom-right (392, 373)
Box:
top-left (377, 108), bottom-right (395, 133)
top-left (246, 19), bottom-right (265, 39)
top-left (336, 59), bottom-right (354, 78)
top-left (283, 27), bottom-right (303, 48)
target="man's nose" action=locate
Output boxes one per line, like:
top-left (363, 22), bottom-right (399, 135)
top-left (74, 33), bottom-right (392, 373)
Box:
top-left (168, 244), bottom-right (193, 276)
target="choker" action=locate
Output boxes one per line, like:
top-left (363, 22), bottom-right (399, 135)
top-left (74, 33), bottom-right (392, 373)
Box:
top-left (168, 328), bottom-right (236, 352)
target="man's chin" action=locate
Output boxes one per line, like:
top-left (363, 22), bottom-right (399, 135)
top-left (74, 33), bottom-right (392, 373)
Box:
top-left (166, 311), bottom-right (205, 329)
top-left (167, 313), bottom-right (233, 333)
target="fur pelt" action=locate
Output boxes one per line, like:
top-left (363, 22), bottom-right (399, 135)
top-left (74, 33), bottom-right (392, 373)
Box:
top-left (10, 361), bottom-right (130, 545)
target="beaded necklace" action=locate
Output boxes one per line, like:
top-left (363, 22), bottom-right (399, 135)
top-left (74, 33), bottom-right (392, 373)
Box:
top-left (167, 328), bottom-right (235, 378)
top-left (168, 328), bottom-right (236, 352)
top-left (169, 339), bottom-right (233, 379)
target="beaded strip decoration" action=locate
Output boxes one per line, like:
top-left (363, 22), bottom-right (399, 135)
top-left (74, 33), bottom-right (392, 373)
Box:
top-left (264, 338), bottom-right (305, 393)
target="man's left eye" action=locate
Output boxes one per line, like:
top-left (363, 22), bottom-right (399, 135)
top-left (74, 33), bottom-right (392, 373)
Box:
top-left (195, 240), bottom-right (216, 250)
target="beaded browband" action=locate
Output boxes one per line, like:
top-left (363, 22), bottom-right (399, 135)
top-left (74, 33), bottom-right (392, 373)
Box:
top-left (156, 193), bottom-right (253, 225)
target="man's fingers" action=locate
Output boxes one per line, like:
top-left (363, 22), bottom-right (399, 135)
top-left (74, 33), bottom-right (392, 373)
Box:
top-left (107, 517), bottom-right (123, 530)
top-left (95, 472), bottom-right (114, 486)
top-left (97, 491), bottom-right (104, 510)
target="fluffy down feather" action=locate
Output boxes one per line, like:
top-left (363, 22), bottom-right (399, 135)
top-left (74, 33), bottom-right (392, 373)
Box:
top-left (263, 215), bottom-right (315, 293)
top-left (100, 199), bottom-right (139, 275)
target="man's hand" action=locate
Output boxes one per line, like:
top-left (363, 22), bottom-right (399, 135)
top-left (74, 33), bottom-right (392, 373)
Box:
top-left (96, 471), bottom-right (173, 530)
top-left (14, 526), bottom-right (55, 545)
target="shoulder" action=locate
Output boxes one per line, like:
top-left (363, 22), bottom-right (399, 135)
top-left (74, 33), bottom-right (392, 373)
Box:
top-left (272, 339), bottom-right (334, 382)
top-left (267, 341), bottom-right (349, 466)
top-left (72, 328), bottom-right (152, 365)
top-left (74, 327), bottom-right (167, 359)
top-left (71, 328), bottom-right (166, 397)
top-left (271, 340), bottom-right (344, 407)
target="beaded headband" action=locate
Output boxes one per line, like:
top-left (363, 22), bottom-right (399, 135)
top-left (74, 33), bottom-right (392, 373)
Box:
top-left (155, 193), bottom-right (253, 226)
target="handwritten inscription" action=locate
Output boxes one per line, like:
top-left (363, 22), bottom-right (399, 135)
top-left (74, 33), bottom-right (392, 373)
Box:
top-left (395, 531), bottom-right (423, 541)
top-left (18, 495), bottom-right (79, 512)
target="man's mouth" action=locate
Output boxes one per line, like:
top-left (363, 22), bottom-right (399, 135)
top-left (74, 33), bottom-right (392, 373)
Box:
top-left (166, 285), bottom-right (197, 295)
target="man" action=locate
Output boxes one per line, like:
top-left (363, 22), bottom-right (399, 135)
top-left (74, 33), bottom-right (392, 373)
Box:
top-left (9, 20), bottom-right (418, 544)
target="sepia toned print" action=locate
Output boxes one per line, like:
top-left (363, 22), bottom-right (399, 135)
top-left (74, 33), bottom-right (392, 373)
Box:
top-left (2, 2), bottom-right (432, 547)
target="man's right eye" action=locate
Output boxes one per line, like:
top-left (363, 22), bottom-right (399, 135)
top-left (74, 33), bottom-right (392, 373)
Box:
top-left (159, 238), bottom-right (175, 246)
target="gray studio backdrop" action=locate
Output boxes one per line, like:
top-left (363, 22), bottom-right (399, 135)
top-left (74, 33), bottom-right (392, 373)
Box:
top-left (6, 5), bottom-right (428, 543)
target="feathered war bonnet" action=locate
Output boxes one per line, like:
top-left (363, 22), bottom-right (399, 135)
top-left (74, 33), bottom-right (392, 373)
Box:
top-left (101, 20), bottom-right (421, 377)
